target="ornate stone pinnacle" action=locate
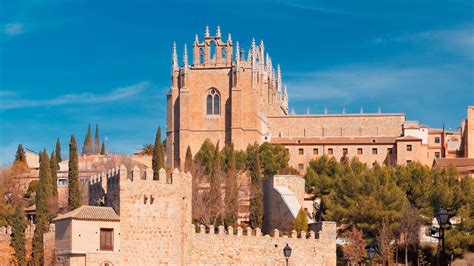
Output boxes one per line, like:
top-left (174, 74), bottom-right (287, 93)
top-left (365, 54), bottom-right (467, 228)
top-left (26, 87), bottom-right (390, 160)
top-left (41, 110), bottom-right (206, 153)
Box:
top-left (183, 44), bottom-right (188, 66)
top-left (172, 41), bottom-right (178, 70)
top-left (205, 25), bottom-right (210, 37)
top-left (195, 34), bottom-right (199, 43)
top-left (216, 25), bottom-right (221, 37)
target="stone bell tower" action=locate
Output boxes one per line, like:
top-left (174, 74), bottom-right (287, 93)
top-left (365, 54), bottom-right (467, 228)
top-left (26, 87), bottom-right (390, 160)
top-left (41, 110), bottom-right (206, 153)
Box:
top-left (166, 26), bottom-right (288, 170)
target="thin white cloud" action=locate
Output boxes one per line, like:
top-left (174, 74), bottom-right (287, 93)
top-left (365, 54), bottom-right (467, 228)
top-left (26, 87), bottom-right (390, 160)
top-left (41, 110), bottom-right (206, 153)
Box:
top-left (375, 26), bottom-right (474, 60)
top-left (0, 81), bottom-right (151, 110)
top-left (4, 23), bottom-right (24, 36)
top-left (286, 64), bottom-right (470, 102)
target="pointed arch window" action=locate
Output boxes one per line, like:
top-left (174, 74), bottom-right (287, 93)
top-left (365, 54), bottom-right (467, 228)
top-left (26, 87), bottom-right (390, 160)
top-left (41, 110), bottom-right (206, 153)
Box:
top-left (206, 89), bottom-right (220, 115)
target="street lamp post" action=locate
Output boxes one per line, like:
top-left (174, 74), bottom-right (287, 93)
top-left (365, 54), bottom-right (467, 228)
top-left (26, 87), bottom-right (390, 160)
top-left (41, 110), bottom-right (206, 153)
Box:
top-left (435, 209), bottom-right (450, 266)
top-left (283, 243), bottom-right (292, 266)
top-left (366, 246), bottom-right (376, 266)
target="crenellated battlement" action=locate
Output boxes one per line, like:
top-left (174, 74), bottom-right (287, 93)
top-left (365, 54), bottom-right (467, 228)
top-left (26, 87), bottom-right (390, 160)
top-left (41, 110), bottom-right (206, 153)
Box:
top-left (192, 223), bottom-right (335, 240)
top-left (190, 222), bottom-right (337, 265)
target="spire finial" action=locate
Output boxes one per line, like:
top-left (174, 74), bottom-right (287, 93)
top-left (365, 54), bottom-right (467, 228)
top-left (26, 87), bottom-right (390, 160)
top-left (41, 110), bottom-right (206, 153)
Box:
top-left (172, 41), bottom-right (178, 70)
top-left (251, 38), bottom-right (256, 50)
top-left (260, 40), bottom-right (264, 49)
top-left (216, 25), bottom-right (221, 37)
top-left (227, 33), bottom-right (232, 43)
top-left (195, 34), bottom-right (199, 43)
top-left (205, 25), bottom-right (210, 37)
top-left (236, 41), bottom-right (240, 61)
top-left (277, 64), bottom-right (282, 92)
top-left (183, 44), bottom-right (188, 67)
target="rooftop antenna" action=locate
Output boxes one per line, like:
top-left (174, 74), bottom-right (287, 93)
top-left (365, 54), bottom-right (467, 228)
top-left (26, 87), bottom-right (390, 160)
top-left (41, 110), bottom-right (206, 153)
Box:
top-left (306, 107), bottom-right (310, 115)
top-left (377, 106), bottom-right (381, 114)
top-left (342, 107), bottom-right (346, 114)
top-left (291, 107), bottom-right (295, 115)
top-left (324, 107), bottom-right (328, 114)
top-left (360, 106), bottom-right (364, 114)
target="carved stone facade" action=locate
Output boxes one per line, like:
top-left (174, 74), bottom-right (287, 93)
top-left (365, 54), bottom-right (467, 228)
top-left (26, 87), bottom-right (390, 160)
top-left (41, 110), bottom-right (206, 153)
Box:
top-left (166, 27), bottom-right (473, 173)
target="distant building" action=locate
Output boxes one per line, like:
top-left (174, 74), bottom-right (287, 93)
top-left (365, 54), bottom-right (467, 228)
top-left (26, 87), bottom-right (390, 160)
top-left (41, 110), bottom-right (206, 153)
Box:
top-left (166, 26), bottom-right (474, 174)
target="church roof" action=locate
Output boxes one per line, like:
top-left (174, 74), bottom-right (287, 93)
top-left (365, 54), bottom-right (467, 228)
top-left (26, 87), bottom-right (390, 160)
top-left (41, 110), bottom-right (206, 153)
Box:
top-left (52, 206), bottom-right (119, 222)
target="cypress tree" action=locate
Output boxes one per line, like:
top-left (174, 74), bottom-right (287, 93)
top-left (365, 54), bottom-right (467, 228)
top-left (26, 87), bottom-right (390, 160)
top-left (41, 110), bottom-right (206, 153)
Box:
top-left (11, 203), bottom-right (27, 266)
top-left (152, 127), bottom-right (164, 180)
top-left (68, 135), bottom-right (81, 210)
top-left (14, 144), bottom-right (27, 166)
top-left (94, 124), bottom-right (100, 154)
top-left (50, 151), bottom-right (59, 214)
top-left (224, 144), bottom-right (239, 225)
top-left (82, 124), bottom-right (93, 156)
top-left (100, 142), bottom-right (106, 155)
top-left (248, 143), bottom-right (264, 229)
top-left (32, 151), bottom-right (53, 265)
top-left (184, 146), bottom-right (193, 173)
top-left (55, 138), bottom-right (62, 162)
top-left (209, 142), bottom-right (223, 225)
top-left (293, 208), bottom-right (309, 233)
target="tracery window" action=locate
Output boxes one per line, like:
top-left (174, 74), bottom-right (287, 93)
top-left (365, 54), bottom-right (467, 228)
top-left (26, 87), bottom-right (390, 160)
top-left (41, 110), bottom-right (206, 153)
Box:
top-left (206, 89), bottom-right (220, 115)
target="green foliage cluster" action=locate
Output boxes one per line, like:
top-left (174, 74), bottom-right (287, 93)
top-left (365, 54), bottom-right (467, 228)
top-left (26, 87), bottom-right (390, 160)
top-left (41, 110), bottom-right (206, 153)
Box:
top-left (11, 203), bottom-right (27, 266)
top-left (81, 124), bottom-right (102, 156)
top-left (305, 155), bottom-right (474, 259)
top-left (152, 127), bottom-right (165, 180)
top-left (293, 208), bottom-right (309, 233)
top-left (68, 135), bottom-right (82, 211)
top-left (192, 139), bottom-right (291, 229)
top-left (14, 144), bottom-right (28, 167)
top-left (32, 150), bottom-right (55, 264)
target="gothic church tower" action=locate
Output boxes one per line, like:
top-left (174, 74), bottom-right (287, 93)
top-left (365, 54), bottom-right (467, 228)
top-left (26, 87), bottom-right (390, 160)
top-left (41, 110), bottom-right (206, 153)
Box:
top-left (166, 26), bottom-right (288, 169)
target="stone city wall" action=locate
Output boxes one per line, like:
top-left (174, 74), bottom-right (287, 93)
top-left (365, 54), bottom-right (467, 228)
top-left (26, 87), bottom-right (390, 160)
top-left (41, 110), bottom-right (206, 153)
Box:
top-left (0, 224), bottom-right (55, 265)
top-left (191, 222), bottom-right (336, 265)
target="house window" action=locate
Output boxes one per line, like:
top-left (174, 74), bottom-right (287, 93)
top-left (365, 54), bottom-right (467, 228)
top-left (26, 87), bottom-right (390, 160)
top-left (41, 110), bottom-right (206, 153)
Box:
top-left (407, 160), bottom-right (412, 163)
top-left (100, 228), bottom-right (114, 251)
top-left (298, 148), bottom-right (304, 155)
top-left (328, 148), bottom-right (333, 155)
top-left (206, 89), bottom-right (220, 115)
top-left (342, 148), bottom-right (348, 155)
top-left (372, 148), bottom-right (378, 155)
top-left (435, 137), bottom-right (440, 144)
top-left (388, 148), bottom-right (393, 155)
top-left (298, 164), bottom-right (304, 171)
top-left (407, 145), bottom-right (412, 151)
top-left (435, 152), bottom-right (440, 158)
top-left (313, 148), bottom-right (318, 155)
top-left (357, 148), bottom-right (363, 155)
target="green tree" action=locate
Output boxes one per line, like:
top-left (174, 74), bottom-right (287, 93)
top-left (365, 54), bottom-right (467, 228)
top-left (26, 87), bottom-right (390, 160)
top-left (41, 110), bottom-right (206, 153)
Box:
top-left (32, 151), bottom-right (53, 265)
top-left (55, 138), bottom-right (62, 162)
top-left (68, 135), bottom-right (81, 210)
top-left (224, 144), bottom-right (239, 226)
top-left (140, 144), bottom-right (154, 155)
top-left (10, 203), bottom-right (27, 266)
top-left (152, 127), bottom-right (165, 180)
top-left (14, 144), bottom-right (28, 166)
top-left (184, 146), bottom-right (193, 173)
top-left (293, 208), bottom-right (308, 233)
top-left (208, 142), bottom-right (223, 225)
top-left (194, 139), bottom-right (216, 175)
top-left (247, 143), bottom-right (264, 229)
top-left (258, 142), bottom-right (289, 178)
top-left (94, 124), bottom-right (100, 154)
top-left (50, 151), bottom-right (59, 215)
top-left (81, 124), bottom-right (93, 156)
top-left (100, 142), bottom-right (106, 155)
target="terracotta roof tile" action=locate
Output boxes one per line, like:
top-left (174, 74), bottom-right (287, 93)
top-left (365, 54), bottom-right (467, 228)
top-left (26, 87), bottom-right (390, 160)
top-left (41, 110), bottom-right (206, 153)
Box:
top-left (52, 206), bottom-right (119, 222)
top-left (434, 158), bottom-right (474, 168)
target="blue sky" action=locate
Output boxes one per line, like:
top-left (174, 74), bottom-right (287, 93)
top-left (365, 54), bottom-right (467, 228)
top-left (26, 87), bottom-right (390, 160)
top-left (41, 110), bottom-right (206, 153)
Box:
top-left (0, 0), bottom-right (473, 165)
